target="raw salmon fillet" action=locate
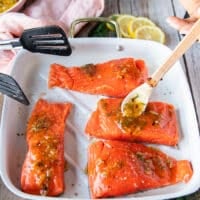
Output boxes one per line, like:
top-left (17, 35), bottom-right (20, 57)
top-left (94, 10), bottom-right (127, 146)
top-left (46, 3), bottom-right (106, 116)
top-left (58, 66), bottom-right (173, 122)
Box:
top-left (21, 99), bottom-right (72, 196)
top-left (85, 98), bottom-right (179, 146)
top-left (48, 58), bottom-right (148, 97)
top-left (88, 140), bottom-right (193, 198)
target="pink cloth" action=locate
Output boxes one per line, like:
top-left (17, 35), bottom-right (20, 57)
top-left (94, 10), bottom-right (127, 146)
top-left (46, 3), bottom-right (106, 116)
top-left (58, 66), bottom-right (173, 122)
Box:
top-left (0, 0), bottom-right (104, 74)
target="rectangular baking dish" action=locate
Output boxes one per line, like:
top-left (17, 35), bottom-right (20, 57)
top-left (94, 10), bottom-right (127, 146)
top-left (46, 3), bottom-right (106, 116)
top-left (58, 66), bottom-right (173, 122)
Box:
top-left (0, 38), bottom-right (200, 200)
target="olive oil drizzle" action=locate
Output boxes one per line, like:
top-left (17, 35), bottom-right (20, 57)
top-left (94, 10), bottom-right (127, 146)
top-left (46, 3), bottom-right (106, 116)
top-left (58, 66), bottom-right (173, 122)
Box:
top-left (30, 114), bottom-right (60, 194)
top-left (123, 95), bottom-right (146, 118)
top-left (102, 100), bottom-right (161, 133)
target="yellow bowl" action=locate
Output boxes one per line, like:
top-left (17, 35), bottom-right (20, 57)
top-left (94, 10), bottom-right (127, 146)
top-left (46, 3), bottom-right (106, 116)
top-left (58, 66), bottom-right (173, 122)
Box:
top-left (0, 0), bottom-right (27, 14)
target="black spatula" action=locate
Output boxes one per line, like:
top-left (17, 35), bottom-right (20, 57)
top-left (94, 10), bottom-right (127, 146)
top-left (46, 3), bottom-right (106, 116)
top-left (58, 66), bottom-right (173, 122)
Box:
top-left (0, 25), bottom-right (72, 56)
top-left (0, 73), bottom-right (29, 105)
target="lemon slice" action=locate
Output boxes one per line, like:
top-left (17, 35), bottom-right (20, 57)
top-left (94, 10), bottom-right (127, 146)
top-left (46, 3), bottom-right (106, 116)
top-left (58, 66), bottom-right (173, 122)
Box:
top-left (116, 15), bottom-right (136, 38)
top-left (106, 14), bottom-right (121, 31)
top-left (128, 17), bottom-right (156, 38)
top-left (135, 25), bottom-right (165, 44)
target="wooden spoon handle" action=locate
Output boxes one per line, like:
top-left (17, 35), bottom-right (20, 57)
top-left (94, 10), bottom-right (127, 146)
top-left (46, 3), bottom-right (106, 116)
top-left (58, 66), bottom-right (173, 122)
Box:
top-left (148, 18), bottom-right (200, 87)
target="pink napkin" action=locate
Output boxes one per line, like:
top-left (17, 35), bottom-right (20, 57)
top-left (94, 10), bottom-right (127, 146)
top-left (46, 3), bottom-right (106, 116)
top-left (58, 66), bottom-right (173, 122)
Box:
top-left (0, 0), bottom-right (104, 74)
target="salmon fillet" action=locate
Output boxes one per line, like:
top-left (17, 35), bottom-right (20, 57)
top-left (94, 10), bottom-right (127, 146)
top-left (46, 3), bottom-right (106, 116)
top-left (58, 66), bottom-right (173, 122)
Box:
top-left (48, 58), bottom-right (148, 97)
top-left (85, 98), bottom-right (179, 146)
top-left (21, 99), bottom-right (72, 196)
top-left (88, 140), bottom-right (193, 198)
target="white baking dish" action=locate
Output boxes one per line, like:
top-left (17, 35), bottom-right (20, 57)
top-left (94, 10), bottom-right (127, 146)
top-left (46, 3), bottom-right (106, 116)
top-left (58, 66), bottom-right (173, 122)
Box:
top-left (0, 38), bottom-right (200, 200)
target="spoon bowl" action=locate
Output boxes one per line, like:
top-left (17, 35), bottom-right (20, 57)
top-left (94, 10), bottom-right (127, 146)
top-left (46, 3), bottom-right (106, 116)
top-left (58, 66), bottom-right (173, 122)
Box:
top-left (121, 83), bottom-right (152, 118)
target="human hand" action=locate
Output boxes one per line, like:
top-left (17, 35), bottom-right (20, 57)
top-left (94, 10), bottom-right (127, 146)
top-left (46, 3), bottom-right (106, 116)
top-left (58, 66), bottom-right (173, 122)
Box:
top-left (0, 0), bottom-right (104, 74)
top-left (166, 0), bottom-right (200, 34)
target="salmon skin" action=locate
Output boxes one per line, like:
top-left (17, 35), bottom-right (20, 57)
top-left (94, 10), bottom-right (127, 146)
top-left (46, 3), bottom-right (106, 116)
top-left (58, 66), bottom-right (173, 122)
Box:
top-left (48, 58), bottom-right (148, 97)
top-left (88, 140), bottom-right (193, 198)
top-left (21, 99), bottom-right (72, 196)
top-left (85, 98), bottom-right (179, 146)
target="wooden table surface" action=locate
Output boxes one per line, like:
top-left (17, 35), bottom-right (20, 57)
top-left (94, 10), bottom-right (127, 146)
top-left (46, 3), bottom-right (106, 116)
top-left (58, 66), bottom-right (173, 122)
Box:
top-left (0, 0), bottom-right (200, 199)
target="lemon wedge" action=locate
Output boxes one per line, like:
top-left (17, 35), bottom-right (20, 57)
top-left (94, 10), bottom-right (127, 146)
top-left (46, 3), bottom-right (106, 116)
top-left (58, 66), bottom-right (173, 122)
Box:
top-left (128, 17), bottom-right (156, 38)
top-left (116, 15), bottom-right (136, 38)
top-left (135, 25), bottom-right (165, 44)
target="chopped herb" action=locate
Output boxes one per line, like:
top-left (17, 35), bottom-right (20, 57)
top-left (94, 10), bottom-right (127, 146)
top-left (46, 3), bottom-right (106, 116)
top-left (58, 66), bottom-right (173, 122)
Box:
top-left (81, 63), bottom-right (96, 77)
top-left (153, 156), bottom-right (166, 170)
top-left (136, 152), bottom-right (145, 161)
top-left (36, 161), bottom-right (44, 167)
top-left (31, 116), bottom-right (52, 132)
top-left (118, 115), bottom-right (147, 133)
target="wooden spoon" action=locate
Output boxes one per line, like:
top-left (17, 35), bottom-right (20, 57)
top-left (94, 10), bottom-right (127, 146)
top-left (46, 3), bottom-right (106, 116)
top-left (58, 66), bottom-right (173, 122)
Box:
top-left (121, 18), bottom-right (200, 118)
